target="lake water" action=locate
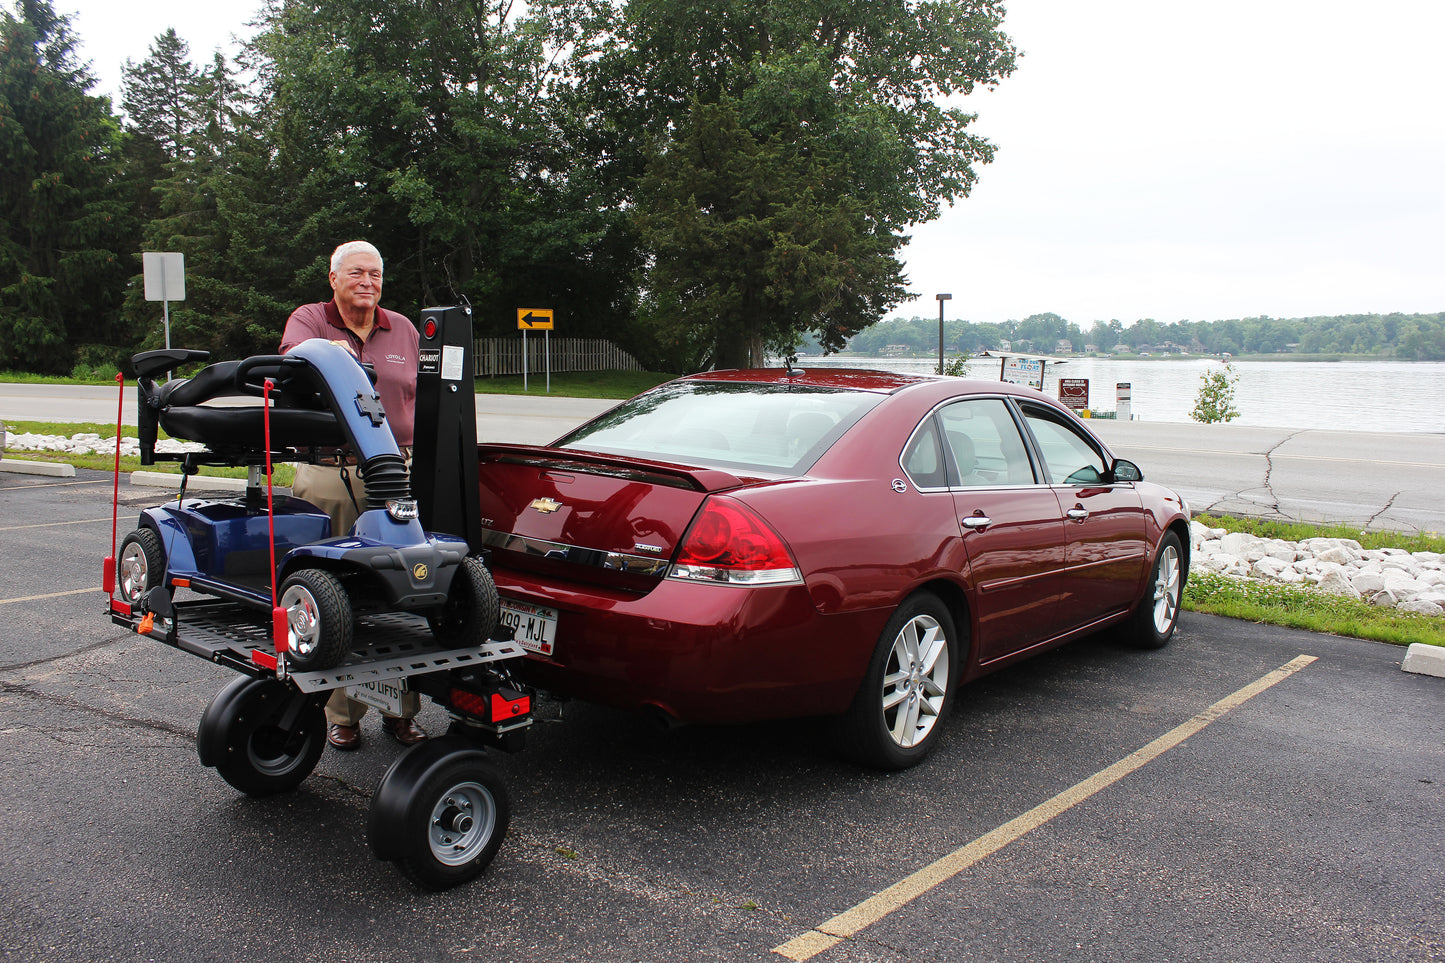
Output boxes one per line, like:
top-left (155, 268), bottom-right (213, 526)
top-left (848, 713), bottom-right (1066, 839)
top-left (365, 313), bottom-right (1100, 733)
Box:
top-left (793, 356), bottom-right (1445, 433)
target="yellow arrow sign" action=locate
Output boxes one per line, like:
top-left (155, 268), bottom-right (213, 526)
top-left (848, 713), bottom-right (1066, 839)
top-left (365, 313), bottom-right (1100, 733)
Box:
top-left (517, 308), bottom-right (554, 330)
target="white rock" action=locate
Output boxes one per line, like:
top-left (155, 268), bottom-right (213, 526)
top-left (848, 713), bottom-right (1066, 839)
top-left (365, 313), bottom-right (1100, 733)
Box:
top-left (1351, 572), bottom-right (1387, 596)
top-left (1400, 600), bottom-right (1445, 616)
top-left (1316, 568), bottom-right (1361, 597)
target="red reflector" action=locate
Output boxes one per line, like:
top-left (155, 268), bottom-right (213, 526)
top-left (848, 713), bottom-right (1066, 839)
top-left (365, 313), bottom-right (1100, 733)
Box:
top-left (272, 606), bottom-right (289, 653)
top-left (423, 318), bottom-right (438, 339)
top-left (449, 688), bottom-right (490, 717)
top-left (110, 598), bottom-right (132, 616)
top-left (171, 578), bottom-right (191, 588)
top-left (492, 692), bottom-right (530, 718)
top-left (251, 649), bottom-right (278, 671)
top-left (103, 556), bottom-right (115, 595)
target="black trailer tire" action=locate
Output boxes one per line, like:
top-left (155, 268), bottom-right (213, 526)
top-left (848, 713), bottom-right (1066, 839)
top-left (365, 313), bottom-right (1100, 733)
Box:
top-left (1126, 531), bottom-right (1184, 649)
top-left (199, 677), bottom-right (326, 796)
top-left (836, 591), bottom-right (960, 771)
top-left (278, 568), bottom-right (354, 670)
top-left (428, 555), bottom-right (500, 646)
top-left (118, 528), bottom-right (166, 605)
top-left (369, 737), bottom-right (510, 891)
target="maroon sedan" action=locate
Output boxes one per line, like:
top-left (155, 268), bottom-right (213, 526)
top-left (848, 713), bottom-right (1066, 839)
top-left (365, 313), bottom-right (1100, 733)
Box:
top-left (476, 368), bottom-right (1190, 769)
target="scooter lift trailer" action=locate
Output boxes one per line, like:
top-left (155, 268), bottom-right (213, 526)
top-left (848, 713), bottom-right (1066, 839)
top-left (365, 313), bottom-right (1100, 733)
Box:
top-left (102, 307), bottom-right (527, 890)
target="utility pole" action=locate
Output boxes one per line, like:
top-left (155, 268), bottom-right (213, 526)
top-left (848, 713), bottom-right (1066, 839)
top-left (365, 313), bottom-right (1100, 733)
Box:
top-left (936, 293), bottom-right (952, 374)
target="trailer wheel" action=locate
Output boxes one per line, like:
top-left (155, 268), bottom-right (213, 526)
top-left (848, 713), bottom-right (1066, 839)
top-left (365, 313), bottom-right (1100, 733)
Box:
top-left (369, 737), bottom-right (510, 890)
top-left (198, 677), bottom-right (326, 796)
top-left (428, 556), bottom-right (500, 646)
top-left (118, 528), bottom-right (166, 604)
top-left (279, 568), bottom-right (353, 670)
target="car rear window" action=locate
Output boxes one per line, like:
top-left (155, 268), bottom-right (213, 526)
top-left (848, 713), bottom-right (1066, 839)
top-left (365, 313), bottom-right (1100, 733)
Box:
top-left (556, 381), bottom-right (885, 474)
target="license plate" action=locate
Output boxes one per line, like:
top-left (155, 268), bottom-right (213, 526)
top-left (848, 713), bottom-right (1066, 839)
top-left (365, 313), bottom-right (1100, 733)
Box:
top-left (346, 678), bottom-right (406, 715)
top-left (499, 598), bottom-right (559, 656)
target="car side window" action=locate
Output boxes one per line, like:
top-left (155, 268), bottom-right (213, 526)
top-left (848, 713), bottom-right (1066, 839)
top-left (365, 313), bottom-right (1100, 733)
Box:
top-left (901, 419), bottom-right (948, 490)
top-left (936, 399), bottom-right (1036, 486)
top-left (1020, 404), bottom-right (1110, 485)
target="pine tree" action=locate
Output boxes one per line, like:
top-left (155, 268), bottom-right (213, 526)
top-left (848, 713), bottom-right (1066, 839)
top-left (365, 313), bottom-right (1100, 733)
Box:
top-left (121, 29), bottom-right (199, 161)
top-left (0, 0), bottom-right (132, 374)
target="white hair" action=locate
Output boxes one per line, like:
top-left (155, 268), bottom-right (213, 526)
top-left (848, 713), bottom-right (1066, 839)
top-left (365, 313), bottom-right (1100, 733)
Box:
top-left (330, 240), bottom-right (383, 274)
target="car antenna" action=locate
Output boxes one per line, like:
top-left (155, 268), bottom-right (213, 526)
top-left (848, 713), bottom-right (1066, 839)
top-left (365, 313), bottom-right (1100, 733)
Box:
top-left (783, 353), bottom-right (805, 377)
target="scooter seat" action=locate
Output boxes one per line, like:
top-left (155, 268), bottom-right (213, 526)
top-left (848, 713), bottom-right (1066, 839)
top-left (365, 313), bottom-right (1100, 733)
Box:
top-left (160, 406), bottom-right (346, 450)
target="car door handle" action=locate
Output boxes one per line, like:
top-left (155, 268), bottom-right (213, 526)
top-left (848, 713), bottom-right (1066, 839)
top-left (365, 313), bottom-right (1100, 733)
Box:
top-left (961, 515), bottom-right (991, 531)
top-left (1066, 507), bottom-right (1089, 522)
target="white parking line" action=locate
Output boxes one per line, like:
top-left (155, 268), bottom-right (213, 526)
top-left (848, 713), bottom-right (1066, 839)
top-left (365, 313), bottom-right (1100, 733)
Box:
top-left (0, 516), bottom-right (114, 532)
top-left (773, 655), bottom-right (1319, 961)
top-left (0, 588), bottom-right (99, 605)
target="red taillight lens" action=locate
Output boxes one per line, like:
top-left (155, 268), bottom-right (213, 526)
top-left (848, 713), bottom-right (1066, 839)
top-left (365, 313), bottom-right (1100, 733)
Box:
top-left (423, 318), bottom-right (438, 339)
top-left (672, 497), bottom-right (801, 585)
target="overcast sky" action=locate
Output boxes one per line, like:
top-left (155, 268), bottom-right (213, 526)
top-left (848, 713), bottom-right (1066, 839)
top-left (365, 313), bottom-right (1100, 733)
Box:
top-left (58, 0), bottom-right (1445, 327)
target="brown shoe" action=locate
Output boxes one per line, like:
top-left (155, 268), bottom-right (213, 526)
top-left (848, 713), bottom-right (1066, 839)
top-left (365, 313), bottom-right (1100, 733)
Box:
top-left (327, 722), bottom-right (361, 751)
top-left (382, 716), bottom-right (428, 745)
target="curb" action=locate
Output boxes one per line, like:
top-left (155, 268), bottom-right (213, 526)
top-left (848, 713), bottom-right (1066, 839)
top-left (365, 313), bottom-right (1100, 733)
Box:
top-left (0, 458), bottom-right (76, 477)
top-left (130, 471), bottom-right (249, 492)
top-left (1401, 643), bottom-right (1445, 679)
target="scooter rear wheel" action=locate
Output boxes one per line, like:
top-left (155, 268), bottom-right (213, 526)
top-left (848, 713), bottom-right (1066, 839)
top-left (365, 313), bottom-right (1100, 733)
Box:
top-left (279, 568), bottom-right (354, 670)
top-left (118, 528), bottom-right (165, 605)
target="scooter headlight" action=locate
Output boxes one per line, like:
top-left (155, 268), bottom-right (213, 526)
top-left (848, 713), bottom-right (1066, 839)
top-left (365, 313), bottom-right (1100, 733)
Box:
top-left (386, 498), bottom-right (419, 522)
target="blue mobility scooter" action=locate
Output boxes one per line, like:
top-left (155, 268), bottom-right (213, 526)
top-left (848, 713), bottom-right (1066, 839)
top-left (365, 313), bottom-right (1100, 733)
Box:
top-left (106, 334), bottom-right (531, 889)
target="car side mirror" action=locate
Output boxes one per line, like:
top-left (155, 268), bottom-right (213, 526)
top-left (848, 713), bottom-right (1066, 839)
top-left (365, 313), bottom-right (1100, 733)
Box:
top-left (1111, 459), bottom-right (1143, 483)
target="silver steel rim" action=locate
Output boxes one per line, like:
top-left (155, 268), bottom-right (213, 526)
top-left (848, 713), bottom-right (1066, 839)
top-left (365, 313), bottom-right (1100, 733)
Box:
top-left (881, 614), bottom-right (950, 748)
top-left (119, 540), bottom-right (150, 602)
top-left (1152, 544), bottom-right (1181, 634)
top-left (280, 584), bottom-right (321, 657)
top-left (428, 780), bottom-right (497, 866)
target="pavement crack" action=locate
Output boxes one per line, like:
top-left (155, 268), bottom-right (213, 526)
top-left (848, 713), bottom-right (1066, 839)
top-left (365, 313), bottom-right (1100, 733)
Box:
top-left (0, 678), bottom-right (195, 741)
top-left (0, 634), bottom-right (130, 675)
top-left (1365, 491), bottom-right (1402, 530)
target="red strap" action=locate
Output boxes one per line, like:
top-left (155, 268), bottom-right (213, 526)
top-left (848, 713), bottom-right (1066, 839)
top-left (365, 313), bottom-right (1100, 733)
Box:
top-left (262, 379), bottom-right (287, 653)
top-left (106, 372), bottom-right (124, 597)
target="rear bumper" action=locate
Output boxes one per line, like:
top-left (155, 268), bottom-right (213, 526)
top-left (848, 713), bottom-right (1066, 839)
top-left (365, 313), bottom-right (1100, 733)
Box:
top-left (492, 567), bottom-right (884, 724)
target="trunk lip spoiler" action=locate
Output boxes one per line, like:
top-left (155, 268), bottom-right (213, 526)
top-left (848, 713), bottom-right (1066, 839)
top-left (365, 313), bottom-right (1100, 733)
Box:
top-left (477, 443), bottom-right (780, 492)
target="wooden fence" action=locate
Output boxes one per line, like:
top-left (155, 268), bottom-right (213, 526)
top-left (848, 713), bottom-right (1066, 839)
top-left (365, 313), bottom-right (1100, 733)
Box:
top-left (473, 337), bottom-right (643, 376)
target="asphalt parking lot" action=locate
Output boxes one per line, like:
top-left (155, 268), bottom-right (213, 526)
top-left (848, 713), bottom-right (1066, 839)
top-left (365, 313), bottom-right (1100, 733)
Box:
top-left (2, 468), bottom-right (1442, 963)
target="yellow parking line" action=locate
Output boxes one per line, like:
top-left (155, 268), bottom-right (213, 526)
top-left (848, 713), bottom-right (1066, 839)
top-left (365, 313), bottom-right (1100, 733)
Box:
top-left (0, 516), bottom-right (114, 532)
top-left (0, 588), bottom-right (99, 605)
top-left (773, 655), bottom-right (1319, 961)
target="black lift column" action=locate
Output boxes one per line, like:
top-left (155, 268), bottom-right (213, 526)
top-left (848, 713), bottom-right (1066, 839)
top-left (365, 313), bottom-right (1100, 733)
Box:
top-left (412, 305), bottom-right (482, 551)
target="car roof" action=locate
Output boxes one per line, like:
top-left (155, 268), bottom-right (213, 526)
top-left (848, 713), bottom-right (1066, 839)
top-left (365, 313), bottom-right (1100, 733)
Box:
top-left (679, 367), bottom-right (941, 392)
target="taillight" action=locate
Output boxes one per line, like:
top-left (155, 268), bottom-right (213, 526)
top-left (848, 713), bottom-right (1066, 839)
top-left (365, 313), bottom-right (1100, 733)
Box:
top-left (671, 497), bottom-right (801, 585)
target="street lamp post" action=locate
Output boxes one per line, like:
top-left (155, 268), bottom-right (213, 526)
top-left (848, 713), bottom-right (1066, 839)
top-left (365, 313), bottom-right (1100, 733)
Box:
top-left (936, 293), bottom-right (952, 374)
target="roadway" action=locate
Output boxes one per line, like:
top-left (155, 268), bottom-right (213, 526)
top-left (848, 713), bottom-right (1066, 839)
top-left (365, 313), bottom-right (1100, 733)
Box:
top-left (3, 383), bottom-right (1443, 533)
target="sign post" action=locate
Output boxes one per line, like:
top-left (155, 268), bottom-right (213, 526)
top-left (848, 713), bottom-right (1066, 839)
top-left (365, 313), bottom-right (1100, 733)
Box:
top-left (142, 252), bottom-right (186, 353)
top-left (516, 308), bottom-right (555, 391)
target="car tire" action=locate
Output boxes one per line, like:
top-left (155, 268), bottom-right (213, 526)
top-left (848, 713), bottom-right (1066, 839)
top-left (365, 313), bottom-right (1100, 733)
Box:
top-left (278, 568), bottom-right (354, 670)
top-left (838, 592), bottom-right (960, 771)
top-left (199, 677), bottom-right (327, 796)
top-left (1127, 530), bottom-right (1184, 649)
top-left (118, 528), bottom-right (166, 604)
top-left (428, 555), bottom-right (500, 646)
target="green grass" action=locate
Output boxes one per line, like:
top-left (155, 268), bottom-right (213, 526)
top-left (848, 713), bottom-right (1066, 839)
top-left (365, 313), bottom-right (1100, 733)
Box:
top-left (1184, 572), bottom-right (1444, 647)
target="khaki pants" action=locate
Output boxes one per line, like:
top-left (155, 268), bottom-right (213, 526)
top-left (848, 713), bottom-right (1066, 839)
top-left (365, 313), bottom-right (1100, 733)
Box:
top-left (294, 462), bottom-right (419, 724)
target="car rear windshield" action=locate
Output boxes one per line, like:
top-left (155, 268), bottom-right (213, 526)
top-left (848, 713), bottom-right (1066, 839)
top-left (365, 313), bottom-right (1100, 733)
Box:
top-left (556, 381), bottom-right (886, 474)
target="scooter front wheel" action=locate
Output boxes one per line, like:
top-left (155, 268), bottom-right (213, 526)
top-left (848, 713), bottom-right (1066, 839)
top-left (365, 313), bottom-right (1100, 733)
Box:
top-left (279, 568), bottom-right (354, 670)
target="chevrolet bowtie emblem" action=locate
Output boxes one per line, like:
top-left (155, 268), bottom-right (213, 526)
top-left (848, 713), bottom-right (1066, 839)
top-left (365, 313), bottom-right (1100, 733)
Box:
top-left (530, 497), bottom-right (562, 514)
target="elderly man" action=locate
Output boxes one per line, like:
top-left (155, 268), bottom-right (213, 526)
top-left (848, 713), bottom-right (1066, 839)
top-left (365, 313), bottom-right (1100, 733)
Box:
top-left (280, 240), bottom-right (427, 751)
